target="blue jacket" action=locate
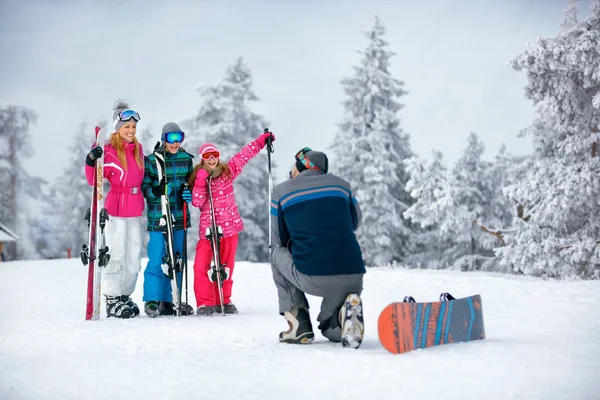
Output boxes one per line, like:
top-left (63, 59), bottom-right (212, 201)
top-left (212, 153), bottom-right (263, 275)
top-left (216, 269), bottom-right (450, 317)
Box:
top-left (270, 169), bottom-right (366, 276)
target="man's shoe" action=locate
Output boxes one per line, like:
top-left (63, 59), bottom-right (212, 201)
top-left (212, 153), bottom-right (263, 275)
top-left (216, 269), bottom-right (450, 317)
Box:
top-left (279, 308), bottom-right (314, 344)
top-left (340, 294), bottom-right (364, 349)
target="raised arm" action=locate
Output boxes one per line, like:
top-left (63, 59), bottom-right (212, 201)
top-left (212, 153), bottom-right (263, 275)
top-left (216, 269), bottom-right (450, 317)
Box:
top-left (228, 132), bottom-right (274, 180)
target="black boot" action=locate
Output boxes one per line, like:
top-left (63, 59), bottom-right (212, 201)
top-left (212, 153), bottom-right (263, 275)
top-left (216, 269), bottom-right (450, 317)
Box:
top-left (106, 296), bottom-right (134, 319)
top-left (279, 308), bottom-right (314, 344)
top-left (121, 295), bottom-right (140, 316)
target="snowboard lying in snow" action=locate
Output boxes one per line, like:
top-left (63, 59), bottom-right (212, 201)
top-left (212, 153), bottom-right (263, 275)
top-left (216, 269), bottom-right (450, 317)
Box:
top-left (377, 293), bottom-right (485, 354)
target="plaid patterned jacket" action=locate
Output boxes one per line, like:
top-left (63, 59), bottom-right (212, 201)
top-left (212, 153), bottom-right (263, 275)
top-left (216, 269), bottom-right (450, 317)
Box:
top-left (142, 146), bottom-right (194, 232)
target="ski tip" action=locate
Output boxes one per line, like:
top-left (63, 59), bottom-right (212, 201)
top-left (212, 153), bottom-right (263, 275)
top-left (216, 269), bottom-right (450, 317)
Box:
top-left (95, 126), bottom-right (101, 135)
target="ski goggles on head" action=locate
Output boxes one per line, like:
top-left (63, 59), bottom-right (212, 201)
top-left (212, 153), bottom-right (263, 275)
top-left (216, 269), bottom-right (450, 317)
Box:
top-left (295, 147), bottom-right (312, 159)
top-left (295, 147), bottom-right (318, 171)
top-left (163, 131), bottom-right (185, 144)
top-left (116, 109), bottom-right (140, 122)
top-left (202, 151), bottom-right (220, 161)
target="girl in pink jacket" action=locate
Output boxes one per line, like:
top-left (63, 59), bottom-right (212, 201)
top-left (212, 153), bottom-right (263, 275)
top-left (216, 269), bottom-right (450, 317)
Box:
top-left (188, 131), bottom-right (275, 315)
top-left (84, 102), bottom-right (145, 319)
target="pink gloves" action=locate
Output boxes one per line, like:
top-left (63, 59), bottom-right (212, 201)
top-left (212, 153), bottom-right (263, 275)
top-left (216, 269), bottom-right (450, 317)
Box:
top-left (258, 131), bottom-right (276, 148)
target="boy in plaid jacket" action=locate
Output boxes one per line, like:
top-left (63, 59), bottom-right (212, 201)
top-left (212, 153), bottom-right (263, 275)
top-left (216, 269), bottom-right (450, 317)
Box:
top-left (141, 122), bottom-right (194, 317)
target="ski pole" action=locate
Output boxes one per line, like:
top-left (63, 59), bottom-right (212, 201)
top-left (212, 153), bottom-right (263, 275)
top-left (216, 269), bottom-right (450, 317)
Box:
top-left (183, 184), bottom-right (189, 308)
top-left (264, 128), bottom-right (274, 256)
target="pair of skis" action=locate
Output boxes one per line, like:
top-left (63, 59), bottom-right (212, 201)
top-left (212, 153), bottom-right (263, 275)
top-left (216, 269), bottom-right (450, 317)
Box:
top-left (205, 171), bottom-right (230, 316)
top-left (153, 143), bottom-right (189, 317)
top-left (81, 126), bottom-right (110, 321)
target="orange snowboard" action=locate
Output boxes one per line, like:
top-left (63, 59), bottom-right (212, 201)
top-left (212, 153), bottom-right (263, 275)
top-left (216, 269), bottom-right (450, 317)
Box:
top-left (378, 294), bottom-right (485, 354)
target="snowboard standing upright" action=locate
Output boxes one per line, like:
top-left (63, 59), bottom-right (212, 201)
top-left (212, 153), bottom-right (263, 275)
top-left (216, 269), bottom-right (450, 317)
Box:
top-left (81, 126), bottom-right (110, 321)
top-left (205, 172), bottom-right (229, 316)
top-left (153, 143), bottom-right (182, 316)
top-left (378, 293), bottom-right (486, 354)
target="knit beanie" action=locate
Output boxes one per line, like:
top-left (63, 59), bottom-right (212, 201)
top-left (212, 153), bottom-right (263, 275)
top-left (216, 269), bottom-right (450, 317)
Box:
top-left (199, 143), bottom-right (220, 157)
top-left (161, 122), bottom-right (183, 141)
top-left (295, 150), bottom-right (328, 174)
top-left (112, 100), bottom-right (138, 132)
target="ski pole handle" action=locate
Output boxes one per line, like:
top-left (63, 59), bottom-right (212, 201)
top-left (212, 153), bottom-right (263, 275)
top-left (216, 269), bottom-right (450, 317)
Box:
top-left (264, 128), bottom-right (274, 153)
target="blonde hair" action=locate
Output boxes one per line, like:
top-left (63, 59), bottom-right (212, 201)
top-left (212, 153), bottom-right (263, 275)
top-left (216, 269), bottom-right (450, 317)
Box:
top-left (110, 132), bottom-right (144, 171)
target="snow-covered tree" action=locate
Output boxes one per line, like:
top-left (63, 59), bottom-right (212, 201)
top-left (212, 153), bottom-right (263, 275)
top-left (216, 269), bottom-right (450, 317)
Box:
top-left (183, 57), bottom-right (275, 262)
top-left (497, 1), bottom-right (600, 279)
top-left (0, 105), bottom-right (39, 260)
top-left (404, 134), bottom-right (517, 271)
top-left (330, 15), bottom-right (414, 266)
top-left (44, 123), bottom-right (99, 259)
top-left (404, 151), bottom-right (469, 269)
top-left (561, 0), bottom-right (579, 32)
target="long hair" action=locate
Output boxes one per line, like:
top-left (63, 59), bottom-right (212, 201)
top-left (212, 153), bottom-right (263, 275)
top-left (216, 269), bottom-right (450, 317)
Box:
top-left (110, 132), bottom-right (144, 171)
top-left (188, 160), bottom-right (231, 188)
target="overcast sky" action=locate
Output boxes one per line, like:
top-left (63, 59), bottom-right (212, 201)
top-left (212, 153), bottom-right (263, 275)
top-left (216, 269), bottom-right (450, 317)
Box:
top-left (0, 0), bottom-right (590, 184)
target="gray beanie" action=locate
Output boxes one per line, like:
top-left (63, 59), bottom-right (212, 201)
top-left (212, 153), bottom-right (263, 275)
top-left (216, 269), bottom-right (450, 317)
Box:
top-left (296, 150), bottom-right (329, 173)
top-left (112, 100), bottom-right (138, 132)
top-left (162, 122), bottom-right (182, 136)
top-left (161, 122), bottom-right (184, 142)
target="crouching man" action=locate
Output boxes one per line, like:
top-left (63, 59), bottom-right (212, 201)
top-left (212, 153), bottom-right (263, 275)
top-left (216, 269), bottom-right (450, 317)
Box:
top-left (269, 147), bottom-right (366, 348)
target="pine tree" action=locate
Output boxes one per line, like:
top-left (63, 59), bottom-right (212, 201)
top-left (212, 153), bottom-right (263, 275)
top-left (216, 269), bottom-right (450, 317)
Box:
top-left (184, 57), bottom-right (274, 262)
top-left (497, 1), bottom-right (600, 278)
top-left (561, 0), bottom-right (579, 32)
top-left (330, 15), bottom-right (414, 266)
top-left (47, 123), bottom-right (99, 259)
top-left (404, 151), bottom-right (467, 269)
top-left (404, 135), bottom-right (516, 272)
top-left (0, 105), bottom-right (38, 260)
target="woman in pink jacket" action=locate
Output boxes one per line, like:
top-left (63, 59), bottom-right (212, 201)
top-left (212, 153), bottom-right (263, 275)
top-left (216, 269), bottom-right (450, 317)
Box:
top-left (84, 102), bottom-right (145, 319)
top-left (187, 131), bottom-right (275, 316)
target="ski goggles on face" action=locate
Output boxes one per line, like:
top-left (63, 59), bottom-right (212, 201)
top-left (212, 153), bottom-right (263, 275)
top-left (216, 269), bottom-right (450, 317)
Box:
top-left (202, 151), bottom-right (220, 161)
top-left (163, 131), bottom-right (185, 144)
top-left (116, 109), bottom-right (140, 122)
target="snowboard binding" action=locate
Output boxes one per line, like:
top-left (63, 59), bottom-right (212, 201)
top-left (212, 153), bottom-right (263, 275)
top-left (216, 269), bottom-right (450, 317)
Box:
top-left (439, 292), bottom-right (456, 301)
top-left (403, 296), bottom-right (416, 303)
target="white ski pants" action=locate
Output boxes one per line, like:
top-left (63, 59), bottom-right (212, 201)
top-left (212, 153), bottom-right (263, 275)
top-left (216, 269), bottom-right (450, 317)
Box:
top-left (103, 216), bottom-right (142, 297)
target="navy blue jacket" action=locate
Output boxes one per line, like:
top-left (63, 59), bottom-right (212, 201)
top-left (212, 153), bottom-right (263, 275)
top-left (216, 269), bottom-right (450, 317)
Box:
top-left (270, 169), bottom-right (365, 276)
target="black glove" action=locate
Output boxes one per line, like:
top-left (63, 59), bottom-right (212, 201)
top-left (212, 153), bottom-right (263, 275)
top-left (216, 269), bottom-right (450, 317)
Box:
top-left (85, 146), bottom-right (103, 167)
top-left (152, 181), bottom-right (172, 197)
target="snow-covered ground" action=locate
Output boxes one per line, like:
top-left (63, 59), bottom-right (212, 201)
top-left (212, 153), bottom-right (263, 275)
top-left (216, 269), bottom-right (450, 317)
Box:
top-left (1, 258), bottom-right (599, 400)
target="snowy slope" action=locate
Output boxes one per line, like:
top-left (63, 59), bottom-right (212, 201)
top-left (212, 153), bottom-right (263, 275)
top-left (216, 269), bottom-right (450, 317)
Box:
top-left (1, 258), bottom-right (599, 400)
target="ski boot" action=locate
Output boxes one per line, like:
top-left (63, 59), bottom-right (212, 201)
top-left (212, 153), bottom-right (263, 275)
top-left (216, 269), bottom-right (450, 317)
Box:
top-left (159, 301), bottom-right (195, 316)
top-left (215, 303), bottom-right (238, 314)
top-left (279, 308), bottom-right (314, 344)
top-left (340, 293), bottom-right (364, 349)
top-left (144, 301), bottom-right (160, 318)
top-left (121, 295), bottom-right (140, 316)
top-left (106, 295), bottom-right (134, 319)
top-left (196, 305), bottom-right (216, 316)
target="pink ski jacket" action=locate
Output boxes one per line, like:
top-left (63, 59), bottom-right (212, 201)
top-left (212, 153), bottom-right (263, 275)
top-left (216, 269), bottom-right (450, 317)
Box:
top-left (192, 138), bottom-right (263, 239)
top-left (85, 141), bottom-right (145, 218)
